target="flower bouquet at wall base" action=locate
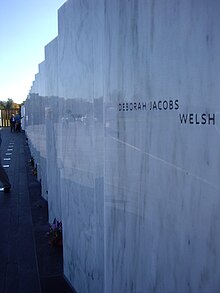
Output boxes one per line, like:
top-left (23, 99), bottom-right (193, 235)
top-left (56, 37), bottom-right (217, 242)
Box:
top-left (29, 156), bottom-right (37, 177)
top-left (47, 218), bottom-right (63, 247)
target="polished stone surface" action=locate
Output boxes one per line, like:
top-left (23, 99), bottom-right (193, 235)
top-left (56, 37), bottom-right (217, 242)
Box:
top-left (23, 0), bottom-right (220, 292)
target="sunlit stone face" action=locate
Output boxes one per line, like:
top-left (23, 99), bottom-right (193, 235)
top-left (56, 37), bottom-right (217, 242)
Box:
top-left (24, 0), bottom-right (220, 292)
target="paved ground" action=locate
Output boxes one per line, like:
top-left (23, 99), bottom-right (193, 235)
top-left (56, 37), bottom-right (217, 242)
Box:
top-left (0, 128), bottom-right (76, 293)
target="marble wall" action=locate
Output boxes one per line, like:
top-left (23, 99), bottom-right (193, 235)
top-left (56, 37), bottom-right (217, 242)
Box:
top-left (23, 0), bottom-right (220, 292)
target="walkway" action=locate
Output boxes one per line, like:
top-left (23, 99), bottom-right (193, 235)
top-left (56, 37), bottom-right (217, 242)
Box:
top-left (0, 128), bottom-right (75, 293)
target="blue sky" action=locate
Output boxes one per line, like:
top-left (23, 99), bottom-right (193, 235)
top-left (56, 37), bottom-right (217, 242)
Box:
top-left (0, 0), bottom-right (66, 104)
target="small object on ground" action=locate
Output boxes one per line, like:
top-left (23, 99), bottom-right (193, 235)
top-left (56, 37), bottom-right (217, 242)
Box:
top-left (4, 186), bottom-right (11, 193)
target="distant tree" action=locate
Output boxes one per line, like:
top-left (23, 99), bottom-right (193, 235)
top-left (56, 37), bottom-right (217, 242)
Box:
top-left (0, 101), bottom-right (5, 110)
top-left (12, 102), bottom-right (20, 109)
top-left (5, 98), bottom-right (13, 109)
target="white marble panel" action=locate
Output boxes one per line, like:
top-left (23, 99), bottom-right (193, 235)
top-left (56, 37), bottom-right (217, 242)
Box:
top-left (38, 61), bottom-right (46, 97)
top-left (25, 62), bottom-right (48, 198)
top-left (44, 37), bottom-right (62, 221)
top-left (24, 0), bottom-right (220, 292)
top-left (45, 37), bottom-right (58, 97)
top-left (104, 0), bottom-right (220, 292)
top-left (58, 1), bottom-right (104, 292)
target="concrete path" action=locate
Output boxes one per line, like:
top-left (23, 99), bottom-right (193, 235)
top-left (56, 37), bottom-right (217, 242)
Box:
top-left (0, 128), bottom-right (75, 293)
